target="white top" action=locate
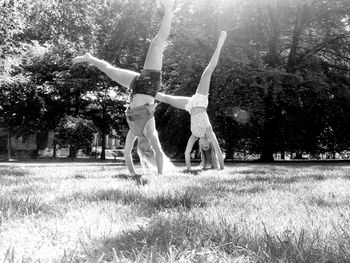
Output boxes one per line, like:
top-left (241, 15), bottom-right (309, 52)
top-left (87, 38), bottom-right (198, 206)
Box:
top-left (191, 111), bottom-right (211, 138)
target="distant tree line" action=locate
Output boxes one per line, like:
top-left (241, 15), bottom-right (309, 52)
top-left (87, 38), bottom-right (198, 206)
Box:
top-left (1, 0), bottom-right (350, 161)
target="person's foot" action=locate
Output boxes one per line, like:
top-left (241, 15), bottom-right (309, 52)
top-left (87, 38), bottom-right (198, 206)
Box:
top-left (72, 53), bottom-right (93, 64)
top-left (159, 0), bottom-right (175, 13)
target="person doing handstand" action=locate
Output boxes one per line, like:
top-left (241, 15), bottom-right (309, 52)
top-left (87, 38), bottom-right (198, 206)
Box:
top-left (156, 31), bottom-right (227, 171)
top-left (73, 0), bottom-right (175, 176)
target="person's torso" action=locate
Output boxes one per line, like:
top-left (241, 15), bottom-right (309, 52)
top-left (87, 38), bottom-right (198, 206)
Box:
top-left (129, 94), bottom-right (155, 109)
top-left (190, 109), bottom-right (211, 138)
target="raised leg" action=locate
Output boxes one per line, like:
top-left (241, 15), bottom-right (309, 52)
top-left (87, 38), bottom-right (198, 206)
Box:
top-left (143, 0), bottom-right (174, 71)
top-left (196, 31), bottom-right (227, 96)
top-left (72, 53), bottom-right (139, 89)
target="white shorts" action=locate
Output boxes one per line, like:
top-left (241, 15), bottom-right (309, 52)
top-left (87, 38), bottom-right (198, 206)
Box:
top-left (185, 93), bottom-right (208, 113)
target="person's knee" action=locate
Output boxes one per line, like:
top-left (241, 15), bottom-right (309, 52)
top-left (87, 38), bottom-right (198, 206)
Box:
top-left (201, 70), bottom-right (213, 81)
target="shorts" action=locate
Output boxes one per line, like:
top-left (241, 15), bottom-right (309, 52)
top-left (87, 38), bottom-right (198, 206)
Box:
top-left (185, 93), bottom-right (209, 113)
top-left (131, 69), bottom-right (161, 97)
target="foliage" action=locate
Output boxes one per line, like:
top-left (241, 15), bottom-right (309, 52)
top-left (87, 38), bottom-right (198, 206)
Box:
top-left (55, 115), bottom-right (97, 158)
top-left (85, 86), bottom-right (128, 159)
top-left (0, 0), bottom-right (350, 160)
top-left (0, 78), bottom-right (45, 136)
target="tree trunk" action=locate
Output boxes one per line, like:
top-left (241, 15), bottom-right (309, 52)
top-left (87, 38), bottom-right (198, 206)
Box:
top-left (224, 137), bottom-right (234, 160)
top-left (100, 105), bottom-right (107, 160)
top-left (100, 132), bottom-right (106, 160)
top-left (225, 146), bottom-right (234, 160)
top-left (7, 129), bottom-right (11, 161)
top-left (259, 82), bottom-right (276, 162)
top-left (258, 8), bottom-right (282, 163)
top-left (53, 137), bottom-right (57, 158)
top-left (332, 151), bottom-right (336, 160)
top-left (281, 150), bottom-right (285, 160)
top-left (222, 117), bottom-right (234, 160)
top-left (295, 152), bottom-right (303, 159)
top-left (260, 144), bottom-right (275, 162)
top-left (68, 145), bottom-right (78, 159)
top-left (287, 4), bottom-right (311, 72)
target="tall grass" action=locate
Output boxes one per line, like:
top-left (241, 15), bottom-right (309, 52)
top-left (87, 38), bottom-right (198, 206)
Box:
top-left (0, 163), bottom-right (350, 262)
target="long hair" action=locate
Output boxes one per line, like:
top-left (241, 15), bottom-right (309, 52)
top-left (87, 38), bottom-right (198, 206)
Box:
top-left (199, 142), bottom-right (219, 169)
top-left (137, 136), bottom-right (157, 171)
top-left (136, 136), bottom-right (174, 172)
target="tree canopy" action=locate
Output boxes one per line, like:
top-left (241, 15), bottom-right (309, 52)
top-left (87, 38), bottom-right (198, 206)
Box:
top-left (0, 0), bottom-right (349, 160)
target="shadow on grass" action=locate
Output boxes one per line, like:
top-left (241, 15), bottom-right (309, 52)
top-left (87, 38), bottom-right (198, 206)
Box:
top-left (74, 174), bottom-right (87, 179)
top-left (59, 185), bottom-right (207, 215)
top-left (182, 169), bottom-right (201, 176)
top-left (235, 185), bottom-right (266, 194)
top-left (342, 174), bottom-right (350, 180)
top-left (307, 196), bottom-right (350, 208)
top-left (59, 165), bottom-right (350, 212)
top-left (231, 167), bottom-right (337, 186)
top-left (198, 178), bottom-right (269, 196)
top-left (113, 173), bottom-right (148, 186)
top-left (94, 213), bottom-right (242, 262)
top-left (0, 195), bottom-right (52, 220)
top-left (246, 173), bottom-right (335, 185)
top-left (201, 167), bottom-right (349, 197)
top-left (245, 175), bottom-right (300, 184)
top-left (85, 212), bottom-right (347, 263)
top-left (0, 167), bottom-right (30, 177)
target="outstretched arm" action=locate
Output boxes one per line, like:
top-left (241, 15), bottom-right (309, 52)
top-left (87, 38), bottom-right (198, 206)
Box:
top-left (206, 128), bottom-right (224, 169)
top-left (72, 53), bottom-right (139, 89)
top-left (196, 31), bottom-right (227, 96)
top-left (185, 134), bottom-right (198, 171)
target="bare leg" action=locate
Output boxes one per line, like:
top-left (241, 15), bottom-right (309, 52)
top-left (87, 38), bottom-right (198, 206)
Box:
top-left (144, 118), bottom-right (165, 175)
top-left (196, 31), bottom-right (227, 95)
top-left (72, 53), bottom-right (139, 89)
top-left (156, 92), bottom-right (190, 110)
top-left (124, 130), bottom-right (138, 176)
top-left (143, 0), bottom-right (174, 71)
top-left (185, 134), bottom-right (198, 171)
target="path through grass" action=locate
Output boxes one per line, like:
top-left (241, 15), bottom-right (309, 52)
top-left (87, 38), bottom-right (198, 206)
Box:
top-left (0, 163), bottom-right (350, 262)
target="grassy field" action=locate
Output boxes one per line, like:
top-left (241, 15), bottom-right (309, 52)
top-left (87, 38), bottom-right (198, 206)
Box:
top-left (0, 162), bottom-right (350, 262)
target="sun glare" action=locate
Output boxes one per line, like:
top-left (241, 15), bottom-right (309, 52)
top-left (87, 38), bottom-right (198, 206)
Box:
top-left (341, 17), bottom-right (350, 32)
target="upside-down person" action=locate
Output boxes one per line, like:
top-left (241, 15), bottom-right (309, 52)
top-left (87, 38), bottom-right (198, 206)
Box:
top-left (156, 31), bottom-right (227, 171)
top-left (73, 0), bottom-right (175, 177)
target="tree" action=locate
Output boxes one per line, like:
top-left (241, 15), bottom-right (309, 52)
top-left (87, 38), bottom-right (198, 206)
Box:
top-left (0, 78), bottom-right (45, 158)
top-left (85, 86), bottom-right (128, 160)
top-left (56, 115), bottom-right (97, 158)
top-left (218, 0), bottom-right (350, 160)
top-left (2, 0), bottom-right (350, 161)
top-left (0, 0), bottom-right (26, 77)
